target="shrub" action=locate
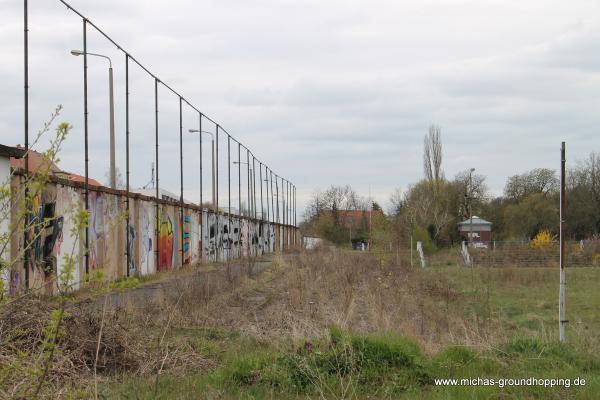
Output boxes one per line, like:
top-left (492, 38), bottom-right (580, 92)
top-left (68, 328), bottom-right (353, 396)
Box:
top-left (529, 230), bottom-right (557, 249)
top-left (413, 226), bottom-right (437, 254)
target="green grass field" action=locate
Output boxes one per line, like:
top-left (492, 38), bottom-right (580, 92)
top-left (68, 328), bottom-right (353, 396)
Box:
top-left (98, 261), bottom-right (600, 399)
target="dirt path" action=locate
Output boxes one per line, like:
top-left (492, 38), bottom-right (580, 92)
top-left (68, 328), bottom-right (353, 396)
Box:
top-left (88, 256), bottom-right (274, 310)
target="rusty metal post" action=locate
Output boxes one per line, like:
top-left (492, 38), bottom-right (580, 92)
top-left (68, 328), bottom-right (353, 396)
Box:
top-left (246, 149), bottom-right (250, 218)
top-left (23, 0), bottom-right (30, 289)
top-left (125, 54), bottom-right (131, 277)
top-left (179, 96), bottom-right (184, 267)
top-left (199, 113), bottom-right (203, 209)
top-left (275, 176), bottom-right (280, 224)
top-left (238, 142), bottom-right (241, 258)
top-left (252, 156), bottom-right (257, 219)
top-left (259, 163), bottom-right (263, 221)
top-left (283, 179), bottom-right (287, 227)
top-left (264, 167), bottom-right (270, 222)
top-left (84, 19), bottom-right (90, 276)
top-left (215, 124), bottom-right (219, 262)
top-left (238, 143), bottom-right (241, 217)
top-left (559, 141), bottom-right (567, 342)
top-left (270, 171), bottom-right (275, 224)
top-left (154, 78), bottom-right (159, 272)
top-left (227, 134), bottom-right (231, 260)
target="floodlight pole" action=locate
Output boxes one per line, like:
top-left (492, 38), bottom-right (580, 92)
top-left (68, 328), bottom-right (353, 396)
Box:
top-left (559, 141), bottom-right (567, 342)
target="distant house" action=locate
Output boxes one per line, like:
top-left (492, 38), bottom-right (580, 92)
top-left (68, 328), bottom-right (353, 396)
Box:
top-left (323, 208), bottom-right (384, 250)
top-left (458, 216), bottom-right (492, 242)
top-left (10, 146), bottom-right (102, 186)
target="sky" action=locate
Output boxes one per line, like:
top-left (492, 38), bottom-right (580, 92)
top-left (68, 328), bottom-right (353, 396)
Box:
top-left (2, 0), bottom-right (600, 219)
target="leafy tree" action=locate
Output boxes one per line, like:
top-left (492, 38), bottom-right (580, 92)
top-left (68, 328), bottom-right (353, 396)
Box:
top-left (503, 192), bottom-right (558, 239)
top-left (567, 152), bottom-right (600, 239)
top-left (412, 225), bottom-right (436, 254)
top-left (504, 168), bottom-right (558, 202)
top-left (301, 185), bottom-right (369, 245)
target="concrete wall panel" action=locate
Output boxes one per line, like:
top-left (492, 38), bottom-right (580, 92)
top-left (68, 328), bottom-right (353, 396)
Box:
top-left (9, 178), bottom-right (296, 294)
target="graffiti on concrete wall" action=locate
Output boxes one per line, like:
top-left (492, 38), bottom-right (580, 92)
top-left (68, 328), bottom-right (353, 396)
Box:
top-left (232, 218), bottom-right (240, 258)
top-left (202, 213), bottom-right (279, 262)
top-left (240, 218), bottom-right (248, 258)
top-left (191, 212), bottom-right (201, 264)
top-left (139, 202), bottom-right (154, 276)
top-left (267, 224), bottom-right (275, 252)
top-left (55, 186), bottom-right (80, 289)
top-left (222, 216), bottom-right (232, 261)
top-left (127, 225), bottom-right (136, 274)
top-left (203, 211), bottom-right (217, 261)
top-left (183, 214), bottom-right (191, 264)
top-left (26, 194), bottom-right (64, 288)
top-left (10, 178), bottom-right (290, 294)
top-left (158, 215), bottom-right (174, 271)
top-left (89, 192), bottom-right (107, 271)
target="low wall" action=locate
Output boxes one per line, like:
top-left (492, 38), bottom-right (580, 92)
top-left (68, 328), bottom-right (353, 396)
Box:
top-left (9, 174), bottom-right (297, 295)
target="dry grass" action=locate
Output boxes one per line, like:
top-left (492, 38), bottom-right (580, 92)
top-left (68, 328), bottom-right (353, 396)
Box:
top-left (5, 248), bottom-right (596, 398)
top-left (137, 248), bottom-right (476, 354)
top-left (0, 295), bottom-right (214, 398)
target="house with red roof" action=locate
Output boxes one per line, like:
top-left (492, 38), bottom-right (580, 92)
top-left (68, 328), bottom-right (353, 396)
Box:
top-left (10, 145), bottom-right (102, 186)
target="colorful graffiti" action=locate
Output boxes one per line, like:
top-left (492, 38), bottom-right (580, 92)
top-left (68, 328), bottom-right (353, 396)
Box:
top-left (140, 204), bottom-right (154, 275)
top-left (11, 179), bottom-right (288, 294)
top-left (27, 195), bottom-right (63, 275)
top-left (183, 214), bottom-right (191, 264)
top-left (158, 217), bottom-right (174, 271)
top-left (127, 225), bottom-right (136, 274)
top-left (89, 193), bottom-right (106, 270)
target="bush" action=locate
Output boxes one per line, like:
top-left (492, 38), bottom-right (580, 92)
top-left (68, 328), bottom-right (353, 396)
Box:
top-left (413, 226), bottom-right (437, 254)
top-left (529, 230), bottom-right (557, 249)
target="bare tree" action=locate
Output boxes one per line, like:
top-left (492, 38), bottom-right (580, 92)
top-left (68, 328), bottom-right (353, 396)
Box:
top-left (423, 125), bottom-right (444, 184)
top-left (504, 168), bottom-right (558, 202)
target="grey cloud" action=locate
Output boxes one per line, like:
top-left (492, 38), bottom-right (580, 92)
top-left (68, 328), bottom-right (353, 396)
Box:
top-left (3, 0), bottom-right (600, 215)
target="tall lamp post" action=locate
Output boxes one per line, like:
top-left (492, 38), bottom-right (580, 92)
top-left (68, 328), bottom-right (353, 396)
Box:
top-left (71, 49), bottom-right (115, 188)
top-left (189, 129), bottom-right (215, 209)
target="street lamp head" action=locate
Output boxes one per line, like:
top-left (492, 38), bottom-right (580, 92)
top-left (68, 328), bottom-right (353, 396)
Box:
top-left (470, 168), bottom-right (476, 172)
top-left (70, 49), bottom-right (112, 67)
top-left (188, 129), bottom-right (199, 133)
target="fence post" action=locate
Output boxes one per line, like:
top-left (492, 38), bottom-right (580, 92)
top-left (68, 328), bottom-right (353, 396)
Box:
top-left (83, 18), bottom-right (90, 277)
top-left (154, 78), bottom-right (159, 272)
top-left (23, 0), bottom-right (30, 289)
top-left (559, 141), bottom-right (567, 342)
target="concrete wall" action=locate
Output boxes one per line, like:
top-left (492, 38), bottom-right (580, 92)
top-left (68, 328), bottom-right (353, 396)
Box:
top-left (9, 175), bottom-right (298, 295)
top-left (0, 156), bottom-right (11, 290)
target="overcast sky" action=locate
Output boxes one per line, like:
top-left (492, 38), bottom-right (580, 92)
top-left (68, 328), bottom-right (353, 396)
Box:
top-left (2, 0), bottom-right (600, 218)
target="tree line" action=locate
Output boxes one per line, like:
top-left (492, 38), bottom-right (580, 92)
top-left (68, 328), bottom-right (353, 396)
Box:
top-left (301, 126), bottom-right (600, 249)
